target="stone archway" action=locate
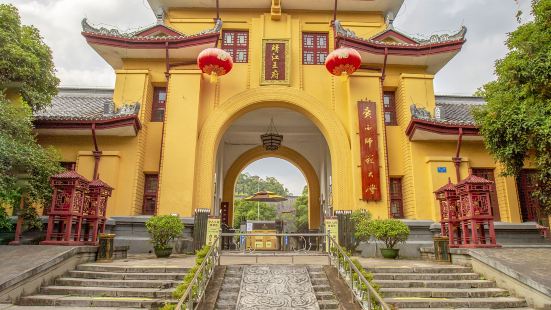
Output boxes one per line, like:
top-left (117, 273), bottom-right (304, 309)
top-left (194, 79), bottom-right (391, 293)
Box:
top-left (223, 146), bottom-right (321, 229)
top-left (193, 87), bottom-right (353, 219)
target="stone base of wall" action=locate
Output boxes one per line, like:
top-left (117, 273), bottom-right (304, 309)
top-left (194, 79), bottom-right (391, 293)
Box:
top-left (358, 220), bottom-right (551, 259)
top-left (106, 216), bottom-right (195, 254)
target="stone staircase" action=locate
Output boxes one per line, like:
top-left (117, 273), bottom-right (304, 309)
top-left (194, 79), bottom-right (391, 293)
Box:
top-left (17, 263), bottom-right (187, 308)
top-left (214, 265), bottom-right (243, 309)
top-left (307, 265), bottom-right (339, 310)
top-left (367, 264), bottom-right (533, 309)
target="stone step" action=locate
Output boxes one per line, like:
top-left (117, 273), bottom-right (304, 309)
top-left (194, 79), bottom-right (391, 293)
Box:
top-left (40, 286), bottom-right (173, 299)
top-left (376, 279), bottom-right (496, 289)
top-left (373, 272), bottom-right (481, 281)
top-left (17, 295), bottom-right (164, 308)
top-left (308, 271), bottom-right (326, 278)
top-left (76, 264), bottom-right (188, 274)
top-left (55, 277), bottom-right (180, 289)
top-left (0, 305), bottom-right (144, 310)
top-left (381, 287), bottom-right (510, 298)
top-left (68, 270), bottom-right (185, 280)
top-left (384, 297), bottom-right (528, 309)
top-left (315, 291), bottom-right (336, 301)
top-left (405, 308), bottom-right (535, 310)
top-left (317, 299), bottom-right (339, 309)
top-left (366, 266), bottom-right (473, 274)
top-left (312, 284), bottom-right (332, 292)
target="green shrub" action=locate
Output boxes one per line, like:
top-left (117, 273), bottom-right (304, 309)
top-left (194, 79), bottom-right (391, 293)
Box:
top-left (0, 206), bottom-right (13, 232)
top-left (145, 215), bottom-right (184, 250)
top-left (351, 209), bottom-right (372, 243)
top-left (366, 219), bottom-right (410, 249)
top-left (172, 244), bottom-right (211, 300)
top-left (160, 304), bottom-right (175, 310)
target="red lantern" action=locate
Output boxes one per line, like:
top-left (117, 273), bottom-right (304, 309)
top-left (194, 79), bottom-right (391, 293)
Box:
top-left (197, 48), bottom-right (233, 83)
top-left (325, 47), bottom-right (362, 78)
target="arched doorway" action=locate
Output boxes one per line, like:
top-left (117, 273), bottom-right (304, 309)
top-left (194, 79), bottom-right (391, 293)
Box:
top-left (222, 146), bottom-right (321, 229)
top-left (193, 87), bottom-right (353, 222)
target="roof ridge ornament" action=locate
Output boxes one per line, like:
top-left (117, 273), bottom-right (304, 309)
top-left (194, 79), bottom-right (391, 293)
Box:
top-left (415, 26), bottom-right (468, 44)
top-left (385, 12), bottom-right (395, 29)
top-left (155, 8), bottom-right (165, 25)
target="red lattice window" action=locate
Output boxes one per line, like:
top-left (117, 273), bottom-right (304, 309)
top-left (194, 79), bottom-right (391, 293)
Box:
top-left (302, 33), bottom-right (328, 65)
top-left (142, 174), bottom-right (159, 215)
top-left (222, 30), bottom-right (249, 63)
top-left (472, 168), bottom-right (501, 221)
top-left (151, 87), bottom-right (167, 122)
top-left (383, 91), bottom-right (397, 126)
top-left (389, 178), bottom-right (404, 218)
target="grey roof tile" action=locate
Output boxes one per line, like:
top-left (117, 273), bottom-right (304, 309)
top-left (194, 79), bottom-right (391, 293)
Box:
top-left (433, 95), bottom-right (486, 125)
top-left (34, 88), bottom-right (139, 121)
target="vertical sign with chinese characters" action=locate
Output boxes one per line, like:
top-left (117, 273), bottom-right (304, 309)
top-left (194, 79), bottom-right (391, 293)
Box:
top-left (261, 39), bottom-right (289, 85)
top-left (358, 101), bottom-right (382, 201)
top-left (206, 217), bottom-right (220, 247)
top-left (325, 217), bottom-right (339, 251)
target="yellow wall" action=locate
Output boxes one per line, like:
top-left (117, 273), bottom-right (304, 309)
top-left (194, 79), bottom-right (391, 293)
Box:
top-left (35, 7), bottom-right (527, 225)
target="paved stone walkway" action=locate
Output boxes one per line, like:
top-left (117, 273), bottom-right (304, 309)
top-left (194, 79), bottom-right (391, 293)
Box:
top-left (236, 265), bottom-right (319, 310)
top-left (97, 253), bottom-right (196, 268)
top-left (0, 245), bottom-right (79, 291)
top-left (472, 248), bottom-right (551, 295)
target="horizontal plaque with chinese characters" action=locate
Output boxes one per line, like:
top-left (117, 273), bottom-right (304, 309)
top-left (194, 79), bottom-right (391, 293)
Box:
top-left (261, 39), bottom-right (289, 85)
top-left (358, 101), bottom-right (381, 201)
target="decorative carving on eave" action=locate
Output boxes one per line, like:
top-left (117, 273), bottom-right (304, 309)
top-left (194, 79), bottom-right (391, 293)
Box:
top-left (81, 18), bottom-right (223, 39)
top-left (414, 26), bottom-right (468, 44)
top-left (410, 104), bottom-right (432, 120)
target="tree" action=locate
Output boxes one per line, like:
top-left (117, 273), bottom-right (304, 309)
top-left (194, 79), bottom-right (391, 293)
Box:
top-left (234, 173), bottom-right (290, 196)
top-left (0, 4), bottom-right (59, 110)
top-left (293, 186), bottom-right (309, 232)
top-left (0, 4), bottom-right (62, 208)
top-left (473, 0), bottom-right (551, 214)
top-left (232, 199), bottom-right (277, 228)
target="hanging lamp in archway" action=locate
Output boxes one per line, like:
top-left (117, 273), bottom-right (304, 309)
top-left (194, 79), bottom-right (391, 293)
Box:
top-left (197, 47), bottom-right (233, 83)
top-left (324, 47), bottom-right (361, 78)
top-left (260, 118), bottom-right (283, 151)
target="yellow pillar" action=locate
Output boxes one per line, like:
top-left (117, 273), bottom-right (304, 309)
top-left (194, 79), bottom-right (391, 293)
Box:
top-left (157, 69), bottom-right (203, 216)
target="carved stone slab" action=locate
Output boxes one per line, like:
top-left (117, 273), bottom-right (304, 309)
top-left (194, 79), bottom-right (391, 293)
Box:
top-left (236, 265), bottom-right (320, 310)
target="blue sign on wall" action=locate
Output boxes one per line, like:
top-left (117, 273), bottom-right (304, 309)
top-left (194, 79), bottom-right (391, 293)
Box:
top-left (437, 167), bottom-right (447, 173)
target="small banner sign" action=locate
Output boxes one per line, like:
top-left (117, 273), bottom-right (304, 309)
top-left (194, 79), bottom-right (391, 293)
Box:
top-left (358, 101), bottom-right (381, 201)
top-left (261, 39), bottom-right (289, 85)
top-left (325, 217), bottom-right (339, 251)
top-left (206, 217), bottom-right (221, 247)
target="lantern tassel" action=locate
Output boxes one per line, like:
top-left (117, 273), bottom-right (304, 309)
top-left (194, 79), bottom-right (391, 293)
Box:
top-left (210, 72), bottom-right (218, 84)
top-left (340, 71), bottom-right (348, 83)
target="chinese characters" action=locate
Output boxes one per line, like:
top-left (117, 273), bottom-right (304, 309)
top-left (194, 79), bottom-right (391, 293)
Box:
top-left (358, 101), bottom-right (381, 201)
top-left (264, 41), bottom-right (286, 83)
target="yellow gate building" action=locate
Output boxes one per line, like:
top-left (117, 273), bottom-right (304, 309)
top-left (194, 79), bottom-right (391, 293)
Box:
top-left (34, 0), bottom-right (544, 230)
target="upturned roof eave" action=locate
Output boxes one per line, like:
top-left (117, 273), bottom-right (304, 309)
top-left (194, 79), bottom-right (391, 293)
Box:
top-left (405, 118), bottom-right (479, 142)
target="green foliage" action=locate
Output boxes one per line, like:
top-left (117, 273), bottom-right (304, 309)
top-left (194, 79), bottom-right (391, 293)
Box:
top-left (351, 209), bottom-right (372, 243)
top-left (0, 205), bottom-right (13, 232)
top-left (20, 203), bottom-right (42, 232)
top-left (0, 96), bottom-right (63, 206)
top-left (293, 186), bottom-right (309, 232)
top-left (172, 244), bottom-right (211, 301)
top-left (474, 0), bottom-right (551, 214)
top-left (234, 173), bottom-right (290, 196)
top-left (145, 215), bottom-right (184, 250)
top-left (0, 4), bottom-right (59, 110)
top-left (0, 4), bottom-right (62, 208)
top-left (160, 304), bottom-right (176, 310)
top-left (366, 219), bottom-right (410, 249)
top-left (232, 199), bottom-right (276, 228)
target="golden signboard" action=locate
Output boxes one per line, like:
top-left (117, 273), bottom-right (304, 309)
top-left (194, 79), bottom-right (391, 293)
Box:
top-left (325, 217), bottom-right (339, 251)
top-left (261, 39), bottom-right (290, 85)
top-left (206, 217), bottom-right (220, 247)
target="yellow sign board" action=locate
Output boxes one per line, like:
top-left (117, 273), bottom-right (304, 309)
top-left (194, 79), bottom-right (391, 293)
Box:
top-left (325, 217), bottom-right (339, 252)
top-left (206, 217), bottom-right (220, 247)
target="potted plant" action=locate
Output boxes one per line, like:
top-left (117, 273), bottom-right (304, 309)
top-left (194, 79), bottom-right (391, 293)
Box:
top-left (367, 219), bottom-right (410, 259)
top-left (145, 215), bottom-right (184, 258)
